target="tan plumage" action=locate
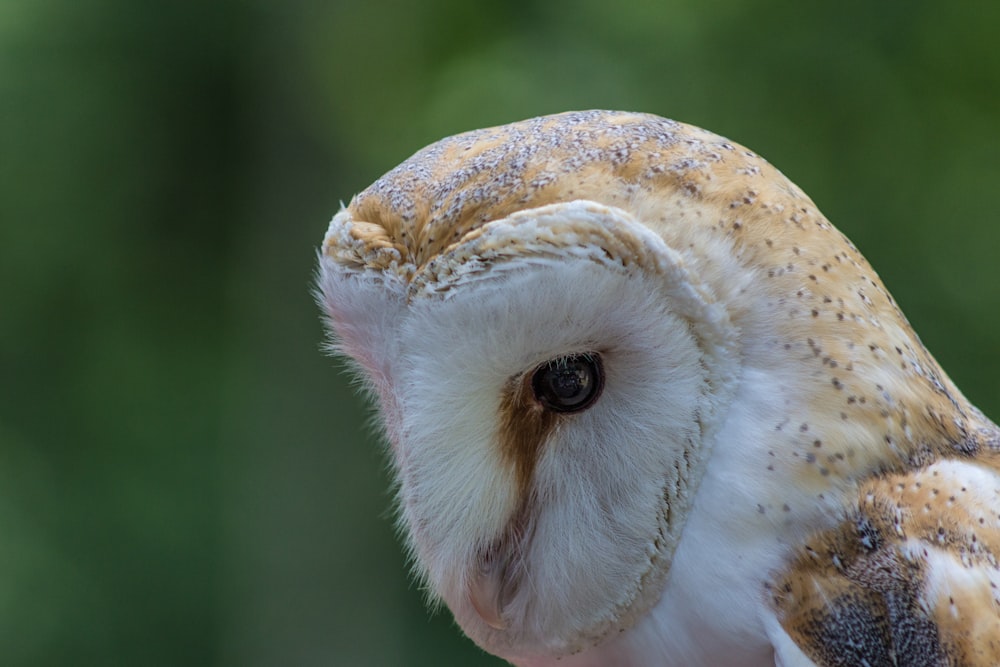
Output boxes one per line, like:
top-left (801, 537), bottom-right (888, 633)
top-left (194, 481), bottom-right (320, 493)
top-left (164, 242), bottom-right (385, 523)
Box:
top-left (317, 110), bottom-right (1000, 666)
top-left (773, 457), bottom-right (1000, 666)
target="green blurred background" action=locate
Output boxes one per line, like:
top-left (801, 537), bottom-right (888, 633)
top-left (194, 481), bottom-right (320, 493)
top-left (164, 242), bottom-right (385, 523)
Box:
top-left (2, 1), bottom-right (999, 665)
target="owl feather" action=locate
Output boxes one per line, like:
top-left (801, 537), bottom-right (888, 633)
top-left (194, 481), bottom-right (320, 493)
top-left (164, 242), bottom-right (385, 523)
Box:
top-left (317, 110), bottom-right (1000, 666)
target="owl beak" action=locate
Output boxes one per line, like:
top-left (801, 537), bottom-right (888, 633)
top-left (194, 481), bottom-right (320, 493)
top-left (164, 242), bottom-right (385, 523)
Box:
top-left (468, 512), bottom-right (529, 631)
top-left (469, 545), bottom-right (510, 630)
top-left (468, 493), bottom-right (533, 630)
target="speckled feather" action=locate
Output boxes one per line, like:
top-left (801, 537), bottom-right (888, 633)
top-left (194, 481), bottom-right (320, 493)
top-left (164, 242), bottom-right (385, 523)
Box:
top-left (318, 110), bottom-right (1000, 666)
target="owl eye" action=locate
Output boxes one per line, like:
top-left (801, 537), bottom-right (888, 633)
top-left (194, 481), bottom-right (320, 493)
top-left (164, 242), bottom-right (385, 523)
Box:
top-left (530, 353), bottom-right (604, 413)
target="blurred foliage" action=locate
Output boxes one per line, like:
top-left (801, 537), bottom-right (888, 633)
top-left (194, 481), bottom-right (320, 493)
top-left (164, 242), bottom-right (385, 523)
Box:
top-left (1, 0), bottom-right (999, 665)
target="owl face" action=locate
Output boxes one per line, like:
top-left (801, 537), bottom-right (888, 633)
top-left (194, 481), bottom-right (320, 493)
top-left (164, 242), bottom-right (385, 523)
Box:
top-left (319, 198), bottom-right (741, 658)
top-left (316, 111), bottom-right (989, 665)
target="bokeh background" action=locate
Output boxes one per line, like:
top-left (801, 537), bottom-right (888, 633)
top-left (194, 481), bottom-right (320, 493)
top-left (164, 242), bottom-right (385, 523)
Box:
top-left (3, 1), bottom-right (1000, 665)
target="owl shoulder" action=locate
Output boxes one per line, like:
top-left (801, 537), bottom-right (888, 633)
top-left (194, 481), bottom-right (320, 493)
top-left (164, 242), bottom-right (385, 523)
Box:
top-left (768, 454), bottom-right (1000, 667)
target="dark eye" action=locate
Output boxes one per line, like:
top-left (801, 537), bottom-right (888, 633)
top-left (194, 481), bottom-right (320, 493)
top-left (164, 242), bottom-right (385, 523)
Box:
top-left (530, 353), bottom-right (604, 413)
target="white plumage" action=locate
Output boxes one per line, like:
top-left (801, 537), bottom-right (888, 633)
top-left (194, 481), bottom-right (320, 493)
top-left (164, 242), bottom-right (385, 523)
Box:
top-left (317, 111), bottom-right (1000, 666)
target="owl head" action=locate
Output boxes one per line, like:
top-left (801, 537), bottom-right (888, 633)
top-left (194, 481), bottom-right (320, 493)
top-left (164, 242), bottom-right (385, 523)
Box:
top-left (316, 111), bottom-right (979, 663)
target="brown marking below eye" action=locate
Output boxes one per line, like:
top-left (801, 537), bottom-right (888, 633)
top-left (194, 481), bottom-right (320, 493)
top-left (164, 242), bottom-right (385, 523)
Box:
top-left (498, 373), bottom-right (560, 498)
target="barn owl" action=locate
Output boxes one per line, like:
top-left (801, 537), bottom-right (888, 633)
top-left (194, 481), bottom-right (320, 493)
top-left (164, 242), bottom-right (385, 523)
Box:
top-left (316, 110), bottom-right (1000, 666)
